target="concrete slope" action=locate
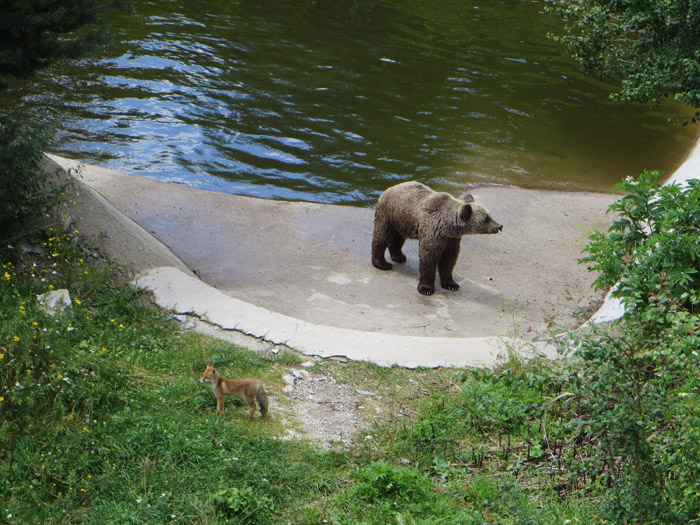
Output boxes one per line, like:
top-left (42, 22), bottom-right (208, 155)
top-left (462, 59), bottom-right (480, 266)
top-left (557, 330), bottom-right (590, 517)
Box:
top-left (47, 154), bottom-right (618, 367)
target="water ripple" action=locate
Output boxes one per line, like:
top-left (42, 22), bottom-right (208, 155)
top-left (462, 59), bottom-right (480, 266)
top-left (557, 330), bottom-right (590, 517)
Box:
top-left (0, 0), bottom-right (694, 206)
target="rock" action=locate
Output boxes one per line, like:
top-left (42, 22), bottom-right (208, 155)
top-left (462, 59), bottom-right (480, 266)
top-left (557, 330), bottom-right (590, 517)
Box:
top-left (170, 314), bottom-right (196, 330)
top-left (301, 360), bottom-right (317, 368)
top-left (292, 369), bottom-right (307, 380)
top-left (19, 242), bottom-right (45, 256)
top-left (62, 217), bottom-right (73, 231)
top-left (37, 289), bottom-right (72, 316)
top-left (355, 389), bottom-right (377, 397)
top-left (282, 374), bottom-right (296, 394)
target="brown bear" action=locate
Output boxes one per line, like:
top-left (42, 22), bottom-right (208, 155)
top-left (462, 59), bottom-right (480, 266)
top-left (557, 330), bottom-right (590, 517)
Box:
top-left (371, 181), bottom-right (502, 295)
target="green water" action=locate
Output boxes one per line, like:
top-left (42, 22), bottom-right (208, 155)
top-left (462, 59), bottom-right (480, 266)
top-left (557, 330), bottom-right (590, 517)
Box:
top-left (1, 0), bottom-right (696, 205)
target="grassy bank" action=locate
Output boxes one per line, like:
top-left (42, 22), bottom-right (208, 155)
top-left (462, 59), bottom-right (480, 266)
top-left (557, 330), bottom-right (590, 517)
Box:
top-left (1, 225), bottom-right (600, 523)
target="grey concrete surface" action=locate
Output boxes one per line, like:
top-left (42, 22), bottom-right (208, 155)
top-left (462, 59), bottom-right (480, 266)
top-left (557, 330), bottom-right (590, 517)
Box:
top-left (48, 153), bottom-right (619, 367)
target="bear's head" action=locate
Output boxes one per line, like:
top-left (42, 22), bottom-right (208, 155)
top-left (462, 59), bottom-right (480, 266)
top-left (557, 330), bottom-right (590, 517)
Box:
top-left (457, 193), bottom-right (503, 235)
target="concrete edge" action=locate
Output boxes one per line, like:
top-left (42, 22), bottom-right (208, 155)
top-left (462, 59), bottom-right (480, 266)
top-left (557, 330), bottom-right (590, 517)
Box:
top-left (134, 266), bottom-right (558, 368)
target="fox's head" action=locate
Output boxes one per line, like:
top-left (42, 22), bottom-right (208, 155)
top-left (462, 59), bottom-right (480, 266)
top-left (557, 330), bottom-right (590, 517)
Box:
top-left (199, 362), bottom-right (221, 384)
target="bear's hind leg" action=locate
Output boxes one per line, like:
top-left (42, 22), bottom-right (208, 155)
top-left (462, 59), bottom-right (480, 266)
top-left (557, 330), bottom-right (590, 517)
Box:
top-left (439, 238), bottom-right (461, 291)
top-left (389, 234), bottom-right (407, 263)
top-left (371, 217), bottom-right (394, 270)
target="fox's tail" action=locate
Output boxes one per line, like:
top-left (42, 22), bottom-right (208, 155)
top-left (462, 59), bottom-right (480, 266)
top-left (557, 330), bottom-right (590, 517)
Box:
top-left (257, 385), bottom-right (269, 418)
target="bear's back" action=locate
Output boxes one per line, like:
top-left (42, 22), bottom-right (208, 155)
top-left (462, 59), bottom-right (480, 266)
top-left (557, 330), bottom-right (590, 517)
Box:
top-left (378, 181), bottom-right (463, 239)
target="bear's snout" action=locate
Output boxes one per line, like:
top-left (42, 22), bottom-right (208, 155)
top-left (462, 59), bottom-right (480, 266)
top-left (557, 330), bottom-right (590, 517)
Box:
top-left (491, 224), bottom-right (503, 234)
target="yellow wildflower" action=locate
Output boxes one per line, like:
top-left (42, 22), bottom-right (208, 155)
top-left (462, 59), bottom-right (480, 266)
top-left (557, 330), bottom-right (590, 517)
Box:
top-left (13, 336), bottom-right (19, 342)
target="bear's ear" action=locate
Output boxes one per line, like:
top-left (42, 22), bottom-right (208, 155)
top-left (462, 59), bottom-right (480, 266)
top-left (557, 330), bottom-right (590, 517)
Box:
top-left (459, 204), bottom-right (472, 222)
top-left (458, 192), bottom-right (475, 203)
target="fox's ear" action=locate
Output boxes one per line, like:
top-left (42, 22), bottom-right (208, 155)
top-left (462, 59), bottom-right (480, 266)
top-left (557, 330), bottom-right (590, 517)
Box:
top-left (207, 361), bottom-right (213, 366)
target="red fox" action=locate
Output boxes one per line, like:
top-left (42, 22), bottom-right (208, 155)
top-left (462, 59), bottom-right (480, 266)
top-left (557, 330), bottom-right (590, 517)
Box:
top-left (199, 362), bottom-right (269, 418)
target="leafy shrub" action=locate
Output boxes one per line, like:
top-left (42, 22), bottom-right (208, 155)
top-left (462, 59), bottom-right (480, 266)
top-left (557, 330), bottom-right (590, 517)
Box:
top-left (210, 485), bottom-right (275, 523)
top-left (352, 461), bottom-right (432, 504)
top-left (0, 115), bottom-right (67, 244)
top-left (582, 170), bottom-right (700, 321)
top-left (344, 460), bottom-right (445, 521)
top-left (560, 172), bottom-right (700, 523)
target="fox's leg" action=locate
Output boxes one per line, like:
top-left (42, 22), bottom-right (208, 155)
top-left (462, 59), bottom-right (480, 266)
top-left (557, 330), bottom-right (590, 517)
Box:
top-left (215, 392), bottom-right (224, 415)
top-left (245, 394), bottom-right (256, 418)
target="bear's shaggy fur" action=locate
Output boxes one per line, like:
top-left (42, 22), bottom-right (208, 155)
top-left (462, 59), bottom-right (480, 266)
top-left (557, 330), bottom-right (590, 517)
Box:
top-left (371, 181), bottom-right (502, 295)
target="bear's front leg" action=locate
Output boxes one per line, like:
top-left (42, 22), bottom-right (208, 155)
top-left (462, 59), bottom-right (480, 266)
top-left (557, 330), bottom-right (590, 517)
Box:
top-left (417, 239), bottom-right (444, 295)
top-left (439, 238), bottom-right (461, 291)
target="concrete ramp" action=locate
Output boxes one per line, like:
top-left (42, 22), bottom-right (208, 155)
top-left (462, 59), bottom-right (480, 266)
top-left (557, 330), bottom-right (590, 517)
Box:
top-left (47, 154), bottom-right (617, 367)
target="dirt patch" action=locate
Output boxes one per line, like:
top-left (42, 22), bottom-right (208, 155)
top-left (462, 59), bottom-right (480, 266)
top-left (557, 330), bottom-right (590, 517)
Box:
top-left (276, 365), bottom-right (373, 447)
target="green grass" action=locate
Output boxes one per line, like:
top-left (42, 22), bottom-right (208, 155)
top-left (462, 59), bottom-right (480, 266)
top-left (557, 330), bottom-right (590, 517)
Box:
top-left (0, 226), bottom-right (601, 523)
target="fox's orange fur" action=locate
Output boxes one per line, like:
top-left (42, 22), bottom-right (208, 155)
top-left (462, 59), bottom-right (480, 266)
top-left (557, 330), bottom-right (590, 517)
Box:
top-left (199, 362), bottom-right (269, 418)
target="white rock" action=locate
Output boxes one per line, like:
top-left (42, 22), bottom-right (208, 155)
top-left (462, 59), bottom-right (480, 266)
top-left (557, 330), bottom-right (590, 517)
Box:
top-left (37, 289), bottom-right (72, 316)
top-left (282, 374), bottom-right (296, 394)
top-left (355, 389), bottom-right (377, 397)
top-left (19, 242), bottom-right (45, 256)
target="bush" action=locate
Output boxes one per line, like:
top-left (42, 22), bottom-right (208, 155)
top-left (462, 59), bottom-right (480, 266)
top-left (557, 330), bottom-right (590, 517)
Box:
top-left (582, 170), bottom-right (700, 322)
top-left (0, 115), bottom-right (66, 245)
top-left (210, 485), bottom-right (276, 523)
top-left (560, 172), bottom-right (700, 523)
